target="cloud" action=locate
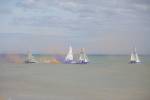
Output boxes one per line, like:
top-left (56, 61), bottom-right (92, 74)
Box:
top-left (0, 0), bottom-right (150, 54)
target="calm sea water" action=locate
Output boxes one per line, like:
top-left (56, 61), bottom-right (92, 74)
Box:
top-left (0, 55), bottom-right (150, 100)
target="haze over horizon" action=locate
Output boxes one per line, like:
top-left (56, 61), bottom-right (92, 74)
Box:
top-left (0, 0), bottom-right (150, 54)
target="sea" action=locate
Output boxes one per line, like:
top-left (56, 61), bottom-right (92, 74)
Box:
top-left (0, 55), bottom-right (150, 100)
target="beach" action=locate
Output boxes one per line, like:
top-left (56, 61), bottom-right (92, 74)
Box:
top-left (0, 56), bottom-right (150, 100)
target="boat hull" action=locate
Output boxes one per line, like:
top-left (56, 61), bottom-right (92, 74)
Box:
top-left (76, 61), bottom-right (89, 64)
top-left (76, 62), bottom-right (88, 64)
top-left (25, 60), bottom-right (38, 63)
top-left (65, 60), bottom-right (76, 64)
top-left (65, 60), bottom-right (89, 64)
top-left (129, 61), bottom-right (141, 64)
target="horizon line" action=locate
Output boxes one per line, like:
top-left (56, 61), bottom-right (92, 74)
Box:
top-left (0, 53), bottom-right (150, 56)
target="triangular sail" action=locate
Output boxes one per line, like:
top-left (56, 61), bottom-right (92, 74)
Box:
top-left (134, 48), bottom-right (141, 63)
top-left (84, 54), bottom-right (88, 62)
top-left (135, 52), bottom-right (141, 63)
top-left (136, 54), bottom-right (141, 62)
top-left (130, 52), bottom-right (135, 61)
top-left (79, 48), bottom-right (88, 63)
top-left (28, 51), bottom-right (34, 60)
top-left (130, 47), bottom-right (141, 63)
top-left (65, 46), bottom-right (73, 61)
top-left (25, 51), bottom-right (38, 63)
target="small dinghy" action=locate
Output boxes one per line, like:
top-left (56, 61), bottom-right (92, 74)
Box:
top-left (65, 45), bottom-right (76, 64)
top-left (25, 51), bottom-right (38, 63)
top-left (129, 48), bottom-right (141, 64)
top-left (77, 48), bottom-right (89, 64)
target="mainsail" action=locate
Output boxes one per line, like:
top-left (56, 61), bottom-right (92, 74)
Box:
top-left (135, 49), bottom-right (141, 63)
top-left (130, 48), bottom-right (141, 63)
top-left (130, 52), bottom-right (135, 61)
top-left (79, 48), bottom-right (89, 63)
top-left (25, 51), bottom-right (38, 63)
top-left (65, 46), bottom-right (73, 62)
top-left (27, 51), bottom-right (33, 60)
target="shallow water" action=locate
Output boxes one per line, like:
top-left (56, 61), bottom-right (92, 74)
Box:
top-left (0, 55), bottom-right (150, 100)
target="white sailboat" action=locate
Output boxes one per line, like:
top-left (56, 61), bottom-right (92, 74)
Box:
top-left (25, 51), bottom-right (38, 63)
top-left (130, 48), bottom-right (141, 64)
top-left (130, 52), bottom-right (135, 62)
top-left (65, 46), bottom-right (75, 63)
top-left (78, 48), bottom-right (89, 64)
top-left (135, 51), bottom-right (141, 63)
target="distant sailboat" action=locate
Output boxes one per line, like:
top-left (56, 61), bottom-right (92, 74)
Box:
top-left (65, 46), bottom-right (76, 64)
top-left (130, 48), bottom-right (141, 64)
top-left (77, 48), bottom-right (89, 64)
top-left (25, 51), bottom-right (38, 63)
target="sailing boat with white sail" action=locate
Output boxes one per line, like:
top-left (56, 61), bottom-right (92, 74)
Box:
top-left (77, 48), bottom-right (89, 64)
top-left (65, 46), bottom-right (76, 64)
top-left (130, 48), bottom-right (141, 64)
top-left (25, 51), bottom-right (38, 63)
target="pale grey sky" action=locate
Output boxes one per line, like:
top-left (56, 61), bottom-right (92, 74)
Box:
top-left (0, 0), bottom-right (150, 54)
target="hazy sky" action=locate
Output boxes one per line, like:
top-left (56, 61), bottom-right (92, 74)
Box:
top-left (0, 0), bottom-right (150, 54)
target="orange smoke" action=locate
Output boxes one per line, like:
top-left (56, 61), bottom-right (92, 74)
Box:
top-left (0, 96), bottom-right (5, 100)
top-left (38, 56), bottom-right (60, 64)
top-left (38, 57), bottom-right (51, 63)
top-left (50, 57), bottom-right (60, 64)
top-left (5, 53), bottom-right (23, 64)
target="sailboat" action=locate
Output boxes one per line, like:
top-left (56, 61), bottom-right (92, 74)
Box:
top-left (65, 46), bottom-right (76, 64)
top-left (77, 48), bottom-right (89, 64)
top-left (130, 48), bottom-right (141, 64)
top-left (25, 51), bottom-right (38, 63)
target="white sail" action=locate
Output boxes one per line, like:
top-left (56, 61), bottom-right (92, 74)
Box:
top-left (79, 50), bottom-right (84, 61)
top-left (130, 47), bottom-right (141, 63)
top-left (84, 54), bottom-right (89, 62)
top-left (25, 51), bottom-right (38, 63)
top-left (135, 52), bottom-right (141, 63)
top-left (27, 51), bottom-right (35, 60)
top-left (28, 51), bottom-right (33, 59)
top-left (134, 48), bottom-right (141, 63)
top-left (65, 46), bottom-right (73, 61)
top-left (130, 52), bottom-right (136, 61)
top-left (79, 56), bottom-right (84, 61)
top-left (79, 48), bottom-right (89, 63)
top-left (84, 57), bottom-right (88, 63)
top-left (135, 54), bottom-right (140, 63)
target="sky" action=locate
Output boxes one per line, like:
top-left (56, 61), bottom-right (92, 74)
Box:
top-left (0, 0), bottom-right (150, 54)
